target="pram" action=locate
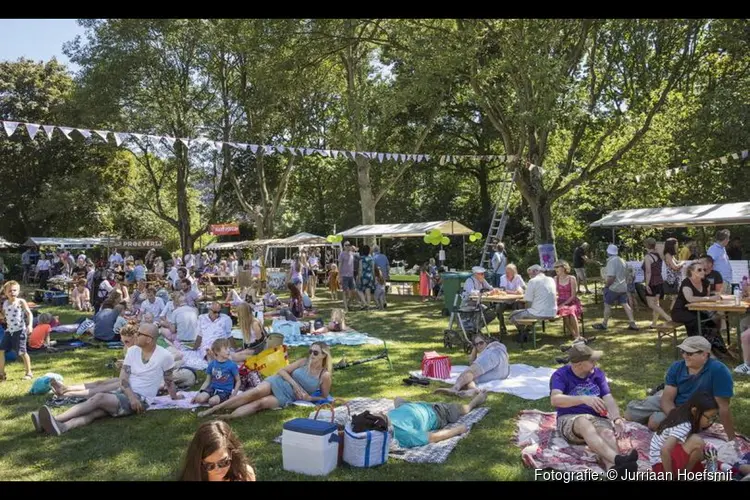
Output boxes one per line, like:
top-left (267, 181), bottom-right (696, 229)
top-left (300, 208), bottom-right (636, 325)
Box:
top-left (443, 290), bottom-right (489, 353)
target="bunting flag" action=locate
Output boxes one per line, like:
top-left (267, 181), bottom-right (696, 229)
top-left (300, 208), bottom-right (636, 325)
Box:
top-left (3, 121), bottom-right (20, 137)
top-left (26, 123), bottom-right (40, 140)
top-left (5, 119), bottom-right (742, 176)
top-left (94, 130), bottom-right (109, 141)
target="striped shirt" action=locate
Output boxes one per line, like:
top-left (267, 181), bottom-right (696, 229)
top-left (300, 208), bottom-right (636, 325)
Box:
top-left (648, 422), bottom-right (692, 465)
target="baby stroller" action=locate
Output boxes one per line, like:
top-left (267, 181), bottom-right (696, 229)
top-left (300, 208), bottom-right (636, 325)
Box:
top-left (443, 290), bottom-right (488, 353)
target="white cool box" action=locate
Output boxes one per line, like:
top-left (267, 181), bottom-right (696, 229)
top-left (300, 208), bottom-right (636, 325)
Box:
top-left (282, 418), bottom-right (340, 476)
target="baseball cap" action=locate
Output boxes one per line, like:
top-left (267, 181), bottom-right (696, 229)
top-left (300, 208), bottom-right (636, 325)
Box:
top-left (472, 266), bottom-right (486, 274)
top-left (527, 264), bottom-right (544, 273)
top-left (568, 343), bottom-right (603, 363)
top-left (677, 336), bottom-right (711, 353)
top-left (606, 244), bottom-right (618, 255)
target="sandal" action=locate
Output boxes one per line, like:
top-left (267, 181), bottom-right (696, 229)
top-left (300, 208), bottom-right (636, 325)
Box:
top-left (23, 373), bottom-right (34, 381)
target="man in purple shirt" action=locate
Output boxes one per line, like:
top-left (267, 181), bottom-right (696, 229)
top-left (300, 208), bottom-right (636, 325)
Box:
top-left (338, 241), bottom-right (356, 311)
top-left (550, 344), bottom-right (637, 477)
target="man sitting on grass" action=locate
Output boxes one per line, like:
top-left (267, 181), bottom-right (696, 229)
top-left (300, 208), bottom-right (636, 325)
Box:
top-left (33, 323), bottom-right (183, 436)
top-left (385, 392), bottom-right (488, 448)
top-left (434, 334), bottom-right (509, 398)
top-left (550, 343), bottom-right (638, 477)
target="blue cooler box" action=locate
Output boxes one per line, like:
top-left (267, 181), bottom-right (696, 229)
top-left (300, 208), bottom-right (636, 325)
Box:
top-left (282, 418), bottom-right (339, 476)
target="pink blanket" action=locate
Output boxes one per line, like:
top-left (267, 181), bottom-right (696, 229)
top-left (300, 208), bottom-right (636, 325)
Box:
top-left (515, 410), bottom-right (750, 473)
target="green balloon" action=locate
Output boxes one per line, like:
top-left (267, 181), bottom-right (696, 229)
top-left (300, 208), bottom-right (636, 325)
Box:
top-left (429, 229), bottom-right (442, 238)
top-left (335, 235), bottom-right (343, 243)
top-left (469, 234), bottom-right (476, 242)
top-left (430, 235), bottom-right (442, 245)
top-left (441, 236), bottom-right (450, 245)
top-left (326, 235), bottom-right (335, 243)
top-left (473, 232), bottom-right (483, 240)
top-left (423, 235), bottom-right (431, 244)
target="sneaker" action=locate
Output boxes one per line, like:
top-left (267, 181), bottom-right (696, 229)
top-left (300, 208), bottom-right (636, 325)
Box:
top-left (627, 324), bottom-right (640, 331)
top-left (593, 323), bottom-right (608, 331)
top-left (31, 412), bottom-right (43, 433)
top-left (734, 363), bottom-right (750, 376)
top-left (38, 406), bottom-right (62, 436)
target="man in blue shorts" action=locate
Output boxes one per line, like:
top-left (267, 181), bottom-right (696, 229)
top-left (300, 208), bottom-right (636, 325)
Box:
top-left (593, 244), bottom-right (639, 331)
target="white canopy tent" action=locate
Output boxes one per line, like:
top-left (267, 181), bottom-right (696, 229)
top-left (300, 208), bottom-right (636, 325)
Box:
top-left (338, 220), bottom-right (475, 238)
top-left (22, 237), bottom-right (107, 249)
top-left (0, 237), bottom-right (19, 249)
top-left (590, 202), bottom-right (750, 228)
top-left (205, 241), bottom-right (249, 251)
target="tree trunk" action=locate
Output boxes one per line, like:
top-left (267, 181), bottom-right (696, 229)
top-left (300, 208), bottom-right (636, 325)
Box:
top-left (176, 146), bottom-right (193, 254)
top-left (475, 165), bottom-right (493, 236)
top-left (355, 155), bottom-right (377, 246)
top-left (515, 164), bottom-right (555, 244)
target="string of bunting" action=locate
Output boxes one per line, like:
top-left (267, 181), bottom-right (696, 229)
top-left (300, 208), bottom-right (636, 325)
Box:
top-left (0, 120), bottom-right (516, 165)
top-left (630, 149), bottom-right (749, 183)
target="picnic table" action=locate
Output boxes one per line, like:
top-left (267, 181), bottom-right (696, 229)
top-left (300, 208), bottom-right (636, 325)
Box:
top-left (687, 295), bottom-right (750, 347)
top-left (474, 292), bottom-right (525, 336)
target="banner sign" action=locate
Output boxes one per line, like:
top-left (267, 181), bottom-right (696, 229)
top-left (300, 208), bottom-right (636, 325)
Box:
top-left (210, 224), bottom-right (240, 236)
top-left (112, 239), bottom-right (164, 249)
top-left (537, 244), bottom-right (558, 271)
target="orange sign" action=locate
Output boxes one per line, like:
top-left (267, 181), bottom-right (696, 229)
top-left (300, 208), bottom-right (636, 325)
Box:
top-left (210, 224), bottom-right (240, 236)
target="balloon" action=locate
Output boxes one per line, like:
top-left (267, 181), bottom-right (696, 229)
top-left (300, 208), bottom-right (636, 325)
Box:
top-left (423, 235), bottom-right (431, 244)
top-left (473, 232), bottom-right (483, 241)
top-left (441, 236), bottom-right (450, 245)
top-left (469, 234), bottom-right (477, 242)
top-left (335, 235), bottom-right (343, 243)
top-left (326, 235), bottom-right (335, 243)
top-left (430, 235), bottom-right (442, 245)
top-left (429, 229), bottom-right (442, 238)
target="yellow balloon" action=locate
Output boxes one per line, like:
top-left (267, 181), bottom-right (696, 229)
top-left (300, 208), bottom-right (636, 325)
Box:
top-left (423, 235), bottom-right (431, 244)
top-left (441, 236), bottom-right (450, 245)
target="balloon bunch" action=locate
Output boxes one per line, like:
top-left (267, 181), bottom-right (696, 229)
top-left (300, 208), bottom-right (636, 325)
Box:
top-left (468, 232), bottom-right (484, 242)
top-left (326, 234), bottom-right (344, 243)
top-left (423, 229), bottom-right (450, 246)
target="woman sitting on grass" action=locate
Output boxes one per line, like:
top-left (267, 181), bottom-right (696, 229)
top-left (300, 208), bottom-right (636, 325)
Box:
top-left (177, 420), bottom-right (256, 481)
top-left (198, 342), bottom-right (332, 420)
top-left (229, 303), bottom-right (266, 363)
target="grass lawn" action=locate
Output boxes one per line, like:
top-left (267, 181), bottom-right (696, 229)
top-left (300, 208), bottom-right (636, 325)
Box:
top-left (1, 291), bottom-right (749, 481)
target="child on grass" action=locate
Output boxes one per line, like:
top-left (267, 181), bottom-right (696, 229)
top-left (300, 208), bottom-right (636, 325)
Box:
top-left (192, 338), bottom-right (240, 407)
top-left (28, 313), bottom-right (56, 350)
top-left (374, 267), bottom-right (386, 310)
top-left (0, 281), bottom-right (34, 381)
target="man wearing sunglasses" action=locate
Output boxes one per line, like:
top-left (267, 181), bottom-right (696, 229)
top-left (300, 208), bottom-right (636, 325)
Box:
top-left (35, 323), bottom-right (183, 436)
top-left (625, 336), bottom-right (738, 450)
top-left (435, 334), bottom-right (509, 397)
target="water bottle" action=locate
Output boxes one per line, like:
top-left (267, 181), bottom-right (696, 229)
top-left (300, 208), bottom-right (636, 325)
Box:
top-left (735, 286), bottom-right (742, 306)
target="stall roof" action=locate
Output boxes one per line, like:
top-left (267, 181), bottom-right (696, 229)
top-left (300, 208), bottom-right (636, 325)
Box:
top-left (0, 237), bottom-right (19, 249)
top-left (276, 232), bottom-right (329, 247)
top-left (205, 241), bottom-right (249, 251)
top-left (338, 220), bottom-right (475, 238)
top-left (22, 237), bottom-right (107, 248)
top-left (590, 202), bottom-right (750, 228)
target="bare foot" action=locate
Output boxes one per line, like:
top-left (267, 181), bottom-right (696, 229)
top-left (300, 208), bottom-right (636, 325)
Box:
top-left (469, 390), bottom-right (488, 408)
top-left (433, 388), bottom-right (458, 396)
top-left (196, 410), bottom-right (214, 418)
top-left (456, 389), bottom-right (480, 398)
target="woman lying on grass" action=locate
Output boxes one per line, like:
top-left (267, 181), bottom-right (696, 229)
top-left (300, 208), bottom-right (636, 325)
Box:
top-left (198, 342), bottom-right (332, 420)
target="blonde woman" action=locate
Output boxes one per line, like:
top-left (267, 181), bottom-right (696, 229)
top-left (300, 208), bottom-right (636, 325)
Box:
top-left (553, 260), bottom-right (583, 342)
top-left (230, 303), bottom-right (266, 363)
top-left (198, 341), bottom-right (333, 420)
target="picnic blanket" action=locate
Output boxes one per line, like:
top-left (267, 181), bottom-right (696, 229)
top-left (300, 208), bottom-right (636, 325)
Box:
top-left (145, 391), bottom-right (335, 411)
top-left (51, 324), bottom-right (82, 334)
top-left (515, 409), bottom-right (750, 473)
top-left (274, 397), bottom-right (490, 464)
top-left (409, 364), bottom-right (556, 401)
top-left (266, 309), bottom-right (319, 319)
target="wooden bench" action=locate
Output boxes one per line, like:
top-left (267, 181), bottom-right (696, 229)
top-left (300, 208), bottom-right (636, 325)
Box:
top-left (515, 318), bottom-right (540, 349)
top-left (655, 322), bottom-right (684, 360)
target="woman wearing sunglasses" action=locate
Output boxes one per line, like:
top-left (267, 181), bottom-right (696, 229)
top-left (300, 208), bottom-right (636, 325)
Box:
top-left (670, 261), bottom-right (721, 338)
top-left (177, 420), bottom-right (256, 481)
top-left (198, 342), bottom-right (332, 420)
top-left (435, 333), bottom-right (509, 397)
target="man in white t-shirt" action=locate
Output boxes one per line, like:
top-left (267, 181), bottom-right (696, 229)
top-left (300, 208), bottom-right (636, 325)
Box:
top-left (183, 252), bottom-right (195, 271)
top-left (109, 249), bottom-right (124, 268)
top-left (593, 244), bottom-right (639, 331)
top-left (34, 323), bottom-right (182, 436)
top-left (159, 293), bottom-right (200, 342)
top-left (509, 264), bottom-right (557, 342)
top-left (139, 288), bottom-right (166, 319)
top-left (197, 302), bottom-right (232, 345)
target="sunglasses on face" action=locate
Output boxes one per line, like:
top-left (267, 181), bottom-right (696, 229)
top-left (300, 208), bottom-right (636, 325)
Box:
top-left (309, 349), bottom-right (322, 356)
top-left (474, 341), bottom-right (486, 347)
top-left (137, 332), bottom-right (155, 340)
top-left (202, 455), bottom-right (232, 472)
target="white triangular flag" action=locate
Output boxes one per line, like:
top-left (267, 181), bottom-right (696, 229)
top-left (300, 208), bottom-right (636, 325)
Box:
top-left (59, 127), bottom-right (74, 140)
top-left (439, 156), bottom-right (446, 166)
top-left (264, 145), bottom-right (273, 155)
top-left (321, 149), bottom-right (330, 157)
top-left (113, 133), bottom-right (125, 146)
top-left (288, 147), bottom-right (297, 155)
top-left (2, 121), bottom-right (20, 137)
top-left (385, 153), bottom-right (392, 161)
top-left (417, 154), bottom-right (424, 162)
top-left (76, 128), bottom-right (92, 139)
top-left (43, 125), bottom-right (55, 139)
top-left (349, 151), bottom-right (357, 159)
top-left (682, 165), bottom-right (688, 172)
top-left (331, 150), bottom-right (339, 159)
top-left (635, 175), bottom-right (641, 183)
top-left (276, 145), bottom-right (286, 154)
top-left (742, 150), bottom-right (748, 159)
top-left (732, 153), bottom-right (740, 160)
top-left (94, 130), bottom-right (109, 141)
top-left (25, 123), bottom-right (40, 139)
top-left (452, 156), bottom-right (459, 164)
top-left (130, 133), bottom-right (145, 143)
top-left (235, 143), bottom-right (247, 151)
top-left (377, 153), bottom-right (384, 163)
top-left (249, 145), bottom-right (258, 154)
top-left (215, 142), bottom-right (224, 152)
top-left (163, 136), bottom-right (176, 147)
top-left (665, 169), bottom-right (672, 178)
top-left (178, 138), bottom-right (190, 147)
top-left (720, 156), bottom-right (729, 165)
top-left (305, 148), bottom-right (315, 156)
top-left (424, 155), bottom-right (431, 162)
top-left (149, 135), bottom-right (163, 147)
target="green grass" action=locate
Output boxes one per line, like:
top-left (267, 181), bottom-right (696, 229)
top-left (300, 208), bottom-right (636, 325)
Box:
top-left (1, 292), bottom-right (749, 481)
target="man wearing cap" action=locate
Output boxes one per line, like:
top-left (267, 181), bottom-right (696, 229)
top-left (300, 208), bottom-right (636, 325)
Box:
top-left (593, 244), bottom-right (639, 331)
top-left (624, 336), bottom-right (737, 444)
top-left (550, 343), bottom-right (638, 476)
top-left (508, 265), bottom-right (557, 342)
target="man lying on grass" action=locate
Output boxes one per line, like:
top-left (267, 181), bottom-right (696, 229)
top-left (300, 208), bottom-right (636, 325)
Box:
top-left (385, 392), bottom-right (488, 448)
top-left (33, 323), bottom-right (183, 436)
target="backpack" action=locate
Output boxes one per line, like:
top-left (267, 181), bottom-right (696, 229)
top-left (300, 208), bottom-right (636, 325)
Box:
top-left (351, 411), bottom-right (389, 433)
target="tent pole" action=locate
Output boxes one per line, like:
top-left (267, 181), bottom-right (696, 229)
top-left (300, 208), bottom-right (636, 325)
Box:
top-left (612, 228), bottom-right (616, 244)
top-left (463, 236), bottom-right (466, 270)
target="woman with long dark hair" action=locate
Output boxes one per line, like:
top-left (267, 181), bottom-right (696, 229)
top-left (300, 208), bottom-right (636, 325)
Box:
top-left (177, 421), bottom-right (256, 481)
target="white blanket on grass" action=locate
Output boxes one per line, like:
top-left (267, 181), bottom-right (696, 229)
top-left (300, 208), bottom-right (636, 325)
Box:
top-left (146, 391), bottom-right (334, 411)
top-left (409, 364), bottom-right (556, 401)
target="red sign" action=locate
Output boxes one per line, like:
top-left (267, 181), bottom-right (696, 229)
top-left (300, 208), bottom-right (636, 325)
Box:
top-left (210, 224), bottom-right (240, 236)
